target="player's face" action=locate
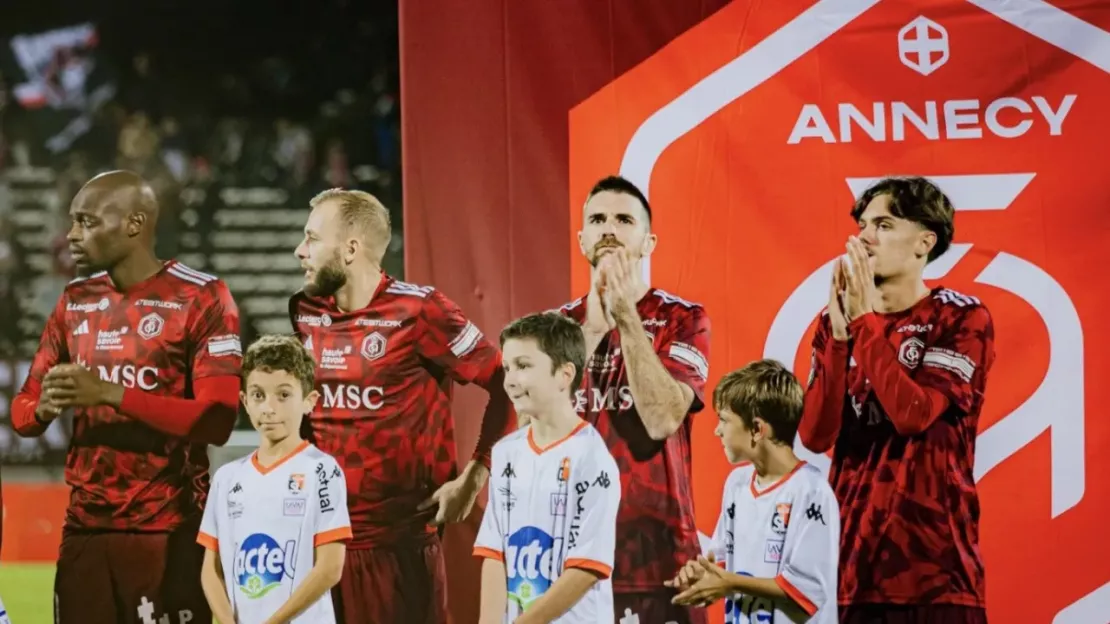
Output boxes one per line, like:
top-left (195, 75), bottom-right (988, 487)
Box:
top-left (242, 369), bottom-right (320, 444)
top-left (502, 337), bottom-right (575, 417)
top-left (296, 201), bottom-right (349, 297)
top-left (715, 408), bottom-right (757, 464)
top-left (67, 189), bottom-right (132, 275)
top-left (856, 194), bottom-right (936, 282)
top-left (578, 191), bottom-right (657, 267)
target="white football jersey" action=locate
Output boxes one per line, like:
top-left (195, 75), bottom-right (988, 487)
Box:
top-left (198, 441), bottom-right (352, 624)
top-left (0, 595), bottom-right (9, 624)
top-left (709, 461), bottom-right (839, 624)
top-left (475, 421), bottom-right (621, 623)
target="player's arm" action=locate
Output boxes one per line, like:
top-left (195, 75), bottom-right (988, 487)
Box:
top-left (474, 447), bottom-right (509, 623)
top-left (197, 473), bottom-right (236, 624)
top-left (479, 558), bottom-right (508, 624)
top-left (798, 313), bottom-right (850, 453)
top-left (102, 283), bottom-right (241, 444)
top-left (520, 453), bottom-right (621, 624)
top-left (618, 304), bottom-right (710, 440)
top-left (200, 548), bottom-right (236, 624)
top-left (265, 457), bottom-right (352, 624)
top-left (11, 297), bottom-right (70, 437)
top-left (417, 289), bottom-right (513, 471)
top-left (850, 305), bottom-right (994, 435)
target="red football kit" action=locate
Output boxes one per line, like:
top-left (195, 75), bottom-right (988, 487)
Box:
top-left (10, 260), bottom-right (242, 624)
top-left (561, 288), bottom-right (711, 624)
top-left (289, 274), bottom-right (511, 624)
top-left (800, 286), bottom-right (995, 619)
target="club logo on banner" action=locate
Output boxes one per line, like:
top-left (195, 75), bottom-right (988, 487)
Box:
top-left (568, 0), bottom-right (1110, 622)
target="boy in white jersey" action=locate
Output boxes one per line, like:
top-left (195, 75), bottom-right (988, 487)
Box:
top-left (476, 312), bottom-right (621, 624)
top-left (667, 359), bottom-right (839, 623)
top-left (198, 335), bottom-right (351, 624)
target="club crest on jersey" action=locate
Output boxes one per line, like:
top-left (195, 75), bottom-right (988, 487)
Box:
top-left (506, 526), bottom-right (556, 612)
top-left (771, 503), bottom-right (792, 535)
top-left (898, 337), bottom-right (925, 369)
top-left (137, 312), bottom-right (164, 340)
top-left (288, 474), bottom-right (305, 494)
top-left (360, 332), bottom-right (387, 361)
top-left (235, 533), bottom-right (298, 599)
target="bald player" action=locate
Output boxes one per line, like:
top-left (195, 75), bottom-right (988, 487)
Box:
top-left (10, 170), bottom-right (243, 624)
top-left (289, 189), bottom-right (512, 623)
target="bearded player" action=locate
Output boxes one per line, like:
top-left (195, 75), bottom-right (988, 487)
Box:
top-left (799, 177), bottom-right (995, 623)
top-left (290, 189), bottom-right (512, 623)
top-left (558, 175), bottom-right (711, 624)
top-left (10, 170), bottom-right (242, 624)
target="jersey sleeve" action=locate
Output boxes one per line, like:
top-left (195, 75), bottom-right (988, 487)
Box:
top-left (915, 305), bottom-right (995, 414)
top-left (197, 469), bottom-right (222, 551)
top-left (474, 445), bottom-right (507, 561)
top-left (313, 456), bottom-right (353, 546)
top-left (709, 468), bottom-right (744, 565)
top-left (660, 305), bottom-right (711, 413)
top-left (416, 289), bottom-right (501, 385)
top-left (188, 281), bottom-right (243, 380)
top-left (564, 446), bottom-right (621, 579)
top-left (11, 296), bottom-right (70, 435)
top-left (775, 481), bottom-right (840, 618)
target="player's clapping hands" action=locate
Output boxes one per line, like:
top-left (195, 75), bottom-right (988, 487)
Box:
top-left (828, 255), bottom-right (850, 341)
top-left (43, 363), bottom-right (121, 409)
top-left (665, 553), bottom-right (731, 607)
top-left (842, 236), bottom-right (878, 322)
top-left (597, 248), bottom-right (642, 329)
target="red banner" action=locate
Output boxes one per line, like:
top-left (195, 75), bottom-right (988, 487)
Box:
top-left (404, 1), bottom-right (1110, 622)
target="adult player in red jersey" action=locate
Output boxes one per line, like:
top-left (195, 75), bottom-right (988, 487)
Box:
top-left (799, 177), bottom-right (995, 624)
top-left (290, 188), bottom-right (512, 623)
top-left (559, 175), bottom-right (711, 624)
top-left (9, 170), bottom-right (242, 624)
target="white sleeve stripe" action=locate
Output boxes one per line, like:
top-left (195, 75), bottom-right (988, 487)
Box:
top-left (923, 348), bottom-right (975, 382)
top-left (385, 287), bottom-right (430, 299)
top-left (173, 262), bottom-right (218, 282)
top-left (167, 266), bottom-right (209, 287)
top-left (209, 338), bottom-right (242, 355)
top-left (449, 321), bottom-right (483, 358)
top-left (669, 343), bottom-right (708, 379)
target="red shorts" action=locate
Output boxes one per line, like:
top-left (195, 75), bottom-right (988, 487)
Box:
top-left (332, 535), bottom-right (448, 624)
top-left (55, 524), bottom-right (209, 624)
top-left (614, 591), bottom-right (709, 624)
top-left (840, 604), bottom-right (988, 624)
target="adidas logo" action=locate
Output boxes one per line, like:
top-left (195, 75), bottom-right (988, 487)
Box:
top-left (72, 320), bottom-right (89, 336)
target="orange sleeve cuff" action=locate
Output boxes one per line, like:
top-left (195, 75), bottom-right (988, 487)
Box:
top-left (314, 526), bottom-right (353, 546)
top-left (197, 532), bottom-right (219, 551)
top-left (774, 574), bottom-right (818, 616)
top-left (473, 547), bottom-right (504, 561)
top-left (565, 558), bottom-right (612, 579)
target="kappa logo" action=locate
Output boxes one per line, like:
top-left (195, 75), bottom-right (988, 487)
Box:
top-left (898, 337), bottom-right (925, 369)
top-left (898, 16), bottom-right (949, 76)
top-left (360, 332), bottom-right (387, 361)
top-left (137, 313), bottom-right (164, 340)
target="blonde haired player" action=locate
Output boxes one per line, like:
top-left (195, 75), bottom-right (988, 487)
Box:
top-left (198, 335), bottom-right (352, 624)
top-left (667, 360), bottom-right (838, 623)
top-left (476, 313), bottom-right (621, 624)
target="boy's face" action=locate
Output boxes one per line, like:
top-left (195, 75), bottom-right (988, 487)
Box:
top-left (502, 337), bottom-right (573, 417)
top-left (241, 369), bottom-right (320, 444)
top-left (715, 408), bottom-right (761, 464)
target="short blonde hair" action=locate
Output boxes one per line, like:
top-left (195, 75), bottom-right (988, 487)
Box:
top-left (713, 359), bottom-right (803, 445)
top-left (310, 188), bottom-right (392, 259)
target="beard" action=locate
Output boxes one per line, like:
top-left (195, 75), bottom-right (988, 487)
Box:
top-left (304, 252), bottom-right (348, 298)
top-left (587, 237), bottom-right (628, 267)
